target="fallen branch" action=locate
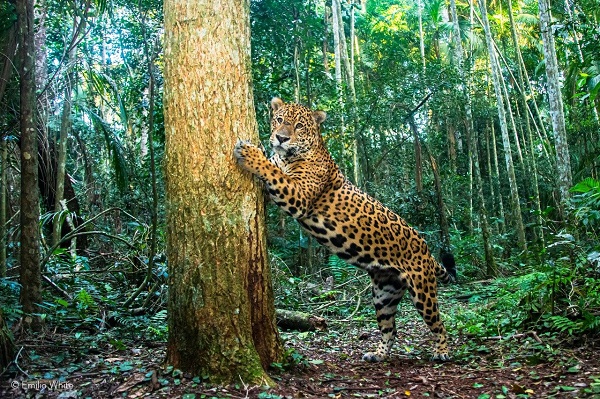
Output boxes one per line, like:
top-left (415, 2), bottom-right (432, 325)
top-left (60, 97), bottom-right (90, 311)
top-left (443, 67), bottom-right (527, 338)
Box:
top-left (484, 331), bottom-right (542, 344)
top-left (276, 309), bottom-right (327, 331)
top-left (42, 275), bottom-right (72, 300)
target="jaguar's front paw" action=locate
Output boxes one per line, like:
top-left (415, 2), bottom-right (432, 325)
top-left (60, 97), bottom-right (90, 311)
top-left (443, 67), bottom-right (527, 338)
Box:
top-left (233, 139), bottom-right (252, 162)
top-left (233, 139), bottom-right (261, 172)
top-left (362, 352), bottom-right (386, 362)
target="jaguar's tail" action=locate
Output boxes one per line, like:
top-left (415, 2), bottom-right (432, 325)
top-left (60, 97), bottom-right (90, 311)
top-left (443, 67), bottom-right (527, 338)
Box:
top-left (436, 250), bottom-right (457, 284)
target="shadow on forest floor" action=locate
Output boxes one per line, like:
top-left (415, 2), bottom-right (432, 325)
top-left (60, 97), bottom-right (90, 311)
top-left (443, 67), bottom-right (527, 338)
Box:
top-left (1, 318), bottom-right (600, 398)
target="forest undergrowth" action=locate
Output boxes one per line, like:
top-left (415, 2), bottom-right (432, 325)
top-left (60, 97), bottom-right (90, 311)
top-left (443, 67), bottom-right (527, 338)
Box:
top-left (1, 243), bottom-right (600, 398)
top-left (1, 180), bottom-right (599, 397)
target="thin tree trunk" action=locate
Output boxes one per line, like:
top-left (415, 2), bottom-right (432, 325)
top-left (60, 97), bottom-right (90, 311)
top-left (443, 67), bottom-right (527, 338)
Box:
top-left (469, 122), bottom-right (497, 276)
top-left (498, 61), bottom-right (524, 170)
top-left (331, 0), bottom-right (347, 170)
top-left (323, 6), bottom-right (331, 77)
top-left (468, 146), bottom-right (474, 234)
top-left (0, 25), bottom-right (16, 104)
top-left (538, 0), bottom-right (573, 216)
top-left (52, 51), bottom-right (75, 247)
top-left (332, 0), bottom-right (360, 184)
top-left (0, 138), bottom-right (6, 277)
top-left (490, 122), bottom-right (506, 233)
top-left (164, 0), bottom-right (282, 384)
top-left (418, 0), bottom-right (426, 72)
top-left (484, 124), bottom-right (498, 235)
top-left (478, 0), bottom-right (527, 251)
top-left (427, 150), bottom-right (451, 251)
top-left (408, 116), bottom-right (423, 193)
top-left (124, 15), bottom-right (158, 308)
top-left (348, 0), bottom-right (361, 186)
top-left (17, 0), bottom-right (42, 330)
top-left (450, 0), bottom-right (495, 273)
top-left (446, 120), bottom-right (457, 172)
top-left (563, 0), bottom-right (599, 123)
top-left (293, 6), bottom-right (301, 102)
top-left (506, 0), bottom-right (544, 244)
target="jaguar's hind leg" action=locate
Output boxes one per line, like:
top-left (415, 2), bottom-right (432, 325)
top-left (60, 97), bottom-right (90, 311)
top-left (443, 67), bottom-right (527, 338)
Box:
top-left (407, 273), bottom-right (450, 361)
top-left (362, 275), bottom-right (406, 362)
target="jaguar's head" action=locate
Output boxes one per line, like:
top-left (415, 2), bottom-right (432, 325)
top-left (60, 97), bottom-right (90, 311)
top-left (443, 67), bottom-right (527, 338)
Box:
top-left (269, 97), bottom-right (327, 159)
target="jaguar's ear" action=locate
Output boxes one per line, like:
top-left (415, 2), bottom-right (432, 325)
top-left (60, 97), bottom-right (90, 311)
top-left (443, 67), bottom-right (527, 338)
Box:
top-left (312, 110), bottom-right (327, 126)
top-left (271, 97), bottom-right (284, 111)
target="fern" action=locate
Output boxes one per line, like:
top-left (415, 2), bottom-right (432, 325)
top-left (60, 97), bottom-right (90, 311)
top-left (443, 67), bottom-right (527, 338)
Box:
top-left (545, 315), bottom-right (581, 335)
top-left (151, 309), bottom-right (167, 323)
top-left (581, 311), bottom-right (600, 333)
top-left (76, 289), bottom-right (96, 311)
top-left (328, 255), bottom-right (348, 282)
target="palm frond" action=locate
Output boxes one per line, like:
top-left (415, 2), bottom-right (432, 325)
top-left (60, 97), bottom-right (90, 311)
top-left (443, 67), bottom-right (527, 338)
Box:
top-left (87, 110), bottom-right (129, 191)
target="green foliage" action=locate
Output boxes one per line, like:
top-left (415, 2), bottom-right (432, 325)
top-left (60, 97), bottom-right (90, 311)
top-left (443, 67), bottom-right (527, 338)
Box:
top-left (327, 255), bottom-right (349, 282)
top-left (270, 347), bottom-right (308, 372)
top-left (2, 0), bottom-right (600, 390)
top-left (447, 229), bottom-right (600, 340)
top-left (570, 177), bottom-right (600, 229)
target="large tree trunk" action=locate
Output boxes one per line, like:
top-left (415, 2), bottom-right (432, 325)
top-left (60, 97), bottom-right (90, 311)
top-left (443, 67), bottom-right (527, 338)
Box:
top-left (17, 0), bottom-right (42, 330)
top-left (163, 0), bottom-right (282, 384)
top-left (538, 0), bottom-right (573, 217)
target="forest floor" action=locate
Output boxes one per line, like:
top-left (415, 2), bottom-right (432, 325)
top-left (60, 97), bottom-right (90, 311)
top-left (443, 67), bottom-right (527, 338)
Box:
top-left (1, 316), bottom-right (600, 399)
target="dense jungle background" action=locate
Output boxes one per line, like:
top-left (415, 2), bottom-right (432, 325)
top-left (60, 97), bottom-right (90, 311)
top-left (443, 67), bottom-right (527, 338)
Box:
top-left (1, 0), bottom-right (600, 397)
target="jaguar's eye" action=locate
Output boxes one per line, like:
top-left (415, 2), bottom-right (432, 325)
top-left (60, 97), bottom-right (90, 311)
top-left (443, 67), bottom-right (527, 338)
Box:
top-left (275, 117), bottom-right (284, 124)
top-left (295, 122), bottom-right (304, 130)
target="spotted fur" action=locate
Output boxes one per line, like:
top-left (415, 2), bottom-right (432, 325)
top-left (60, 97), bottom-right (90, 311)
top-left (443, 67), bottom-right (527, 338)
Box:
top-left (234, 97), bottom-right (456, 361)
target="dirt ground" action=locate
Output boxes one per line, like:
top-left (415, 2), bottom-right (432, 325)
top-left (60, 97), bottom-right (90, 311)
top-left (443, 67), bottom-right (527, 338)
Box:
top-left (1, 323), bottom-right (599, 398)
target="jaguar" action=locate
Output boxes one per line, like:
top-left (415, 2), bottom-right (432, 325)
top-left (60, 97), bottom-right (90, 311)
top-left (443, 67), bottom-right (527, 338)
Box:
top-left (233, 97), bottom-right (456, 361)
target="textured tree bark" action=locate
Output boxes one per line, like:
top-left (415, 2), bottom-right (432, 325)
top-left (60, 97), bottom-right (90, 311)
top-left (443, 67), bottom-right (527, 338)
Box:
top-left (427, 152), bottom-right (451, 252)
top-left (489, 123), bottom-right (506, 233)
top-left (0, 138), bottom-right (6, 277)
top-left (52, 48), bottom-right (75, 247)
top-left (506, 0), bottom-right (544, 244)
top-left (17, 0), bottom-right (42, 330)
top-left (478, 0), bottom-right (527, 251)
top-left (163, 0), bottom-right (282, 384)
top-left (450, 0), bottom-right (496, 274)
top-left (538, 0), bottom-right (573, 216)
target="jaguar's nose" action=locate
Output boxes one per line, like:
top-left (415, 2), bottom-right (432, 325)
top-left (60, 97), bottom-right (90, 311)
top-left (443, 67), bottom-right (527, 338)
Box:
top-left (276, 134), bottom-right (290, 144)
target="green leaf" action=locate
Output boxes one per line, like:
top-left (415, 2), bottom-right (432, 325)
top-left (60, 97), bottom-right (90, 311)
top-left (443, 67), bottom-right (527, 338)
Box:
top-left (55, 299), bottom-right (69, 307)
top-left (558, 385), bottom-right (577, 391)
top-left (119, 362), bottom-right (134, 372)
